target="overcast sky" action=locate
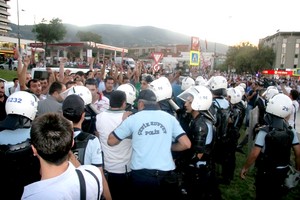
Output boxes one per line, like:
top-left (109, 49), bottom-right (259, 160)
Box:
top-left (8, 0), bottom-right (300, 46)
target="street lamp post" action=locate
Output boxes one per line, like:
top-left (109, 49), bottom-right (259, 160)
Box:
top-left (17, 0), bottom-right (21, 52)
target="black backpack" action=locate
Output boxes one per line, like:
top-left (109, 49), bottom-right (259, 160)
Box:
top-left (258, 123), bottom-right (294, 170)
top-left (210, 99), bottom-right (231, 164)
top-left (0, 139), bottom-right (41, 200)
top-left (72, 131), bottom-right (96, 164)
top-left (82, 106), bottom-right (98, 135)
top-left (212, 100), bottom-right (231, 141)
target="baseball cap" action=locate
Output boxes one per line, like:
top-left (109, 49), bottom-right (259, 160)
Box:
top-left (137, 89), bottom-right (157, 102)
top-left (62, 94), bottom-right (85, 117)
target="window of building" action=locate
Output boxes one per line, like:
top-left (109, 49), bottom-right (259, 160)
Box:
top-left (295, 54), bottom-right (298, 58)
top-left (294, 65), bottom-right (297, 68)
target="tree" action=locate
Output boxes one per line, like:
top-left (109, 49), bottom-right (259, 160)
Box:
top-left (76, 31), bottom-right (102, 43)
top-left (32, 18), bottom-right (67, 56)
top-left (224, 42), bottom-right (275, 74)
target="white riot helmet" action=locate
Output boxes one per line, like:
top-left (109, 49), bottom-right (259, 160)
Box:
top-left (235, 85), bottom-right (245, 96)
top-left (195, 76), bottom-right (206, 86)
top-left (5, 91), bottom-right (39, 120)
top-left (117, 83), bottom-right (137, 105)
top-left (177, 85), bottom-right (212, 111)
top-left (262, 86), bottom-right (279, 101)
top-left (227, 87), bottom-right (242, 104)
top-left (181, 77), bottom-right (195, 91)
top-left (266, 93), bottom-right (292, 118)
top-left (61, 85), bottom-right (92, 105)
top-left (238, 82), bottom-right (246, 89)
top-left (206, 75), bottom-right (228, 91)
top-left (150, 76), bottom-right (173, 101)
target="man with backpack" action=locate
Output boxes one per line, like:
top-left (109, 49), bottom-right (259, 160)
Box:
top-left (206, 75), bottom-right (231, 185)
top-left (0, 91), bottom-right (40, 200)
top-left (240, 93), bottom-right (300, 200)
top-left (62, 94), bottom-right (112, 200)
top-left (176, 85), bottom-right (221, 200)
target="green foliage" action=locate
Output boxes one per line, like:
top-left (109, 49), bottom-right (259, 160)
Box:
top-left (76, 31), bottom-right (102, 43)
top-left (224, 42), bottom-right (275, 74)
top-left (32, 18), bottom-right (67, 57)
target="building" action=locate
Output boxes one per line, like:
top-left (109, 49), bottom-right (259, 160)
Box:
top-left (47, 41), bottom-right (128, 65)
top-left (129, 44), bottom-right (190, 59)
top-left (259, 31), bottom-right (300, 69)
top-left (0, 0), bottom-right (12, 36)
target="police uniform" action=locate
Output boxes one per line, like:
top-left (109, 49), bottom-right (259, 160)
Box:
top-left (0, 128), bottom-right (40, 200)
top-left (112, 106), bottom-right (185, 200)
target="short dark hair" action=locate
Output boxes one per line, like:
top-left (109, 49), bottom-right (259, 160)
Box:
top-left (76, 71), bottom-right (85, 77)
top-left (30, 113), bottom-right (73, 165)
top-left (13, 77), bottom-right (18, 82)
top-left (27, 79), bottom-right (40, 88)
top-left (290, 89), bottom-right (299, 100)
top-left (104, 76), bottom-right (114, 83)
top-left (85, 70), bottom-right (93, 76)
top-left (48, 81), bottom-right (64, 95)
top-left (85, 78), bottom-right (98, 87)
top-left (110, 90), bottom-right (126, 108)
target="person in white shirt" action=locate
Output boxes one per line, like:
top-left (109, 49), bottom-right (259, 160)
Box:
top-left (96, 90), bottom-right (133, 200)
top-left (21, 113), bottom-right (103, 200)
top-left (287, 89), bottom-right (299, 129)
top-left (85, 78), bottom-right (109, 113)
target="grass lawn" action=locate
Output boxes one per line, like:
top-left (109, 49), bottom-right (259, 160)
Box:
top-left (0, 69), bottom-right (17, 81)
top-left (0, 69), bottom-right (299, 199)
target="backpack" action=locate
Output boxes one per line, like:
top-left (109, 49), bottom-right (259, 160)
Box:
top-left (0, 139), bottom-right (41, 200)
top-left (82, 106), bottom-right (98, 135)
top-left (72, 131), bottom-right (96, 164)
top-left (258, 123), bottom-right (294, 170)
top-left (212, 100), bottom-right (231, 141)
top-left (210, 99), bottom-right (231, 164)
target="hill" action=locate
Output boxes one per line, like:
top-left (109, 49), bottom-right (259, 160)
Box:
top-left (9, 23), bottom-right (228, 54)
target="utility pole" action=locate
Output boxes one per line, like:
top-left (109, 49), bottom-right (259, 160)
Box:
top-left (17, 0), bottom-right (21, 52)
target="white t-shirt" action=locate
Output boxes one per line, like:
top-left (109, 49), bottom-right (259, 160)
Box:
top-left (94, 95), bottom-right (110, 113)
top-left (287, 100), bottom-right (299, 128)
top-left (21, 162), bottom-right (103, 200)
top-left (96, 110), bottom-right (132, 173)
top-left (73, 130), bottom-right (103, 166)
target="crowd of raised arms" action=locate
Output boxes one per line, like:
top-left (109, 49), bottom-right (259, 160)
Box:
top-left (0, 51), bottom-right (300, 200)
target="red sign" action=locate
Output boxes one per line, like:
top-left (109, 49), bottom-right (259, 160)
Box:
top-left (151, 52), bottom-right (163, 63)
top-left (262, 70), bottom-right (293, 75)
top-left (153, 63), bottom-right (160, 72)
top-left (191, 36), bottom-right (200, 51)
top-left (29, 43), bottom-right (44, 48)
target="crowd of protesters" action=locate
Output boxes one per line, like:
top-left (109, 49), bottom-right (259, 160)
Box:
top-left (1, 49), bottom-right (300, 200)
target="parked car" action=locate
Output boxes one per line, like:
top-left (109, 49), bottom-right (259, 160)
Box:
top-left (0, 60), bottom-right (18, 70)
